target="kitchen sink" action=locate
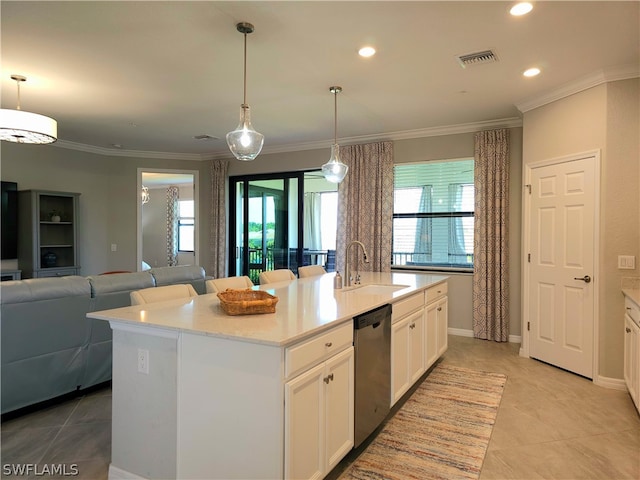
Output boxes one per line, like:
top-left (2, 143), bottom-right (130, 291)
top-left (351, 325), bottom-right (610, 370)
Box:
top-left (343, 284), bottom-right (410, 295)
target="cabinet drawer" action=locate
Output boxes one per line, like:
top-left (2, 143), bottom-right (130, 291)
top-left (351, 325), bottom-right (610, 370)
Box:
top-left (425, 282), bottom-right (448, 304)
top-left (626, 297), bottom-right (640, 325)
top-left (285, 322), bottom-right (353, 379)
top-left (392, 292), bottom-right (424, 324)
top-left (37, 268), bottom-right (79, 278)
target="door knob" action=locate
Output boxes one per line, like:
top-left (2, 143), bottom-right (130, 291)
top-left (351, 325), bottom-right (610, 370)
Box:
top-left (573, 275), bottom-right (591, 283)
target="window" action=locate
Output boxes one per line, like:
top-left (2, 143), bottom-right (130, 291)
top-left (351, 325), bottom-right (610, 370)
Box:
top-left (393, 159), bottom-right (474, 270)
top-left (178, 200), bottom-right (194, 252)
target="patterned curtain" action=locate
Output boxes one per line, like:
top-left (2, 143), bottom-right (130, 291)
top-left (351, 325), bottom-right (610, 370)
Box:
top-left (336, 141), bottom-right (394, 274)
top-left (473, 129), bottom-right (510, 342)
top-left (209, 159), bottom-right (229, 278)
top-left (166, 186), bottom-right (179, 266)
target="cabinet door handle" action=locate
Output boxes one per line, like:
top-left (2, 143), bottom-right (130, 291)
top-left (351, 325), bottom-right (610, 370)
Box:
top-left (626, 327), bottom-right (632, 333)
top-left (324, 373), bottom-right (334, 384)
top-left (409, 323), bottom-right (415, 329)
top-left (437, 307), bottom-right (442, 312)
top-left (325, 342), bottom-right (332, 348)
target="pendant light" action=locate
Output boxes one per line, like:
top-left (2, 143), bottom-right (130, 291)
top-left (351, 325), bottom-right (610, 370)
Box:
top-left (226, 22), bottom-right (264, 161)
top-left (0, 74), bottom-right (57, 144)
top-left (322, 86), bottom-right (348, 183)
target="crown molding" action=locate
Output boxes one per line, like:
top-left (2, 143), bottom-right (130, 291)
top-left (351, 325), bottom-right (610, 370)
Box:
top-left (251, 117), bottom-right (524, 157)
top-left (34, 64), bottom-right (639, 160)
top-left (51, 139), bottom-right (204, 161)
top-left (516, 64), bottom-right (640, 113)
top-left (56, 116), bottom-right (522, 161)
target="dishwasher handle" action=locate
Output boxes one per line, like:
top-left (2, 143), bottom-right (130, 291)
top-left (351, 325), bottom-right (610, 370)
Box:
top-left (353, 304), bottom-right (392, 329)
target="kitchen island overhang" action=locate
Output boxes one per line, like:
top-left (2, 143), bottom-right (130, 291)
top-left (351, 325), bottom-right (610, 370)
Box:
top-left (90, 271), bottom-right (448, 348)
top-left (90, 271), bottom-right (448, 480)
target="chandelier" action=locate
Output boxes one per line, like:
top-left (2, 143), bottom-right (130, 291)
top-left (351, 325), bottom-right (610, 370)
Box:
top-left (0, 74), bottom-right (57, 144)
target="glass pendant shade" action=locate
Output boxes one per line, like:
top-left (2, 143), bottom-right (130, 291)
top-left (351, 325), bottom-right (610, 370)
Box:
top-left (226, 104), bottom-right (264, 161)
top-left (322, 144), bottom-right (348, 183)
top-left (227, 22), bottom-right (263, 161)
top-left (322, 85), bottom-right (348, 183)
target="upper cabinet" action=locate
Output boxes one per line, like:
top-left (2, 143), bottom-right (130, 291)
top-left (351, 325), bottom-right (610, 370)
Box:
top-left (18, 190), bottom-right (80, 278)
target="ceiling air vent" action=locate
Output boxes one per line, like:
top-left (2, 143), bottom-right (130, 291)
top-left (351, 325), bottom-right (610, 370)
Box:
top-left (457, 49), bottom-right (498, 68)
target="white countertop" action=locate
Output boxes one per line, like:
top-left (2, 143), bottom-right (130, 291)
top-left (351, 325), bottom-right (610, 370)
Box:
top-left (88, 271), bottom-right (447, 347)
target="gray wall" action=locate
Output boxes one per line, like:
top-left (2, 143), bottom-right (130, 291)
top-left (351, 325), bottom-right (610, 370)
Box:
top-left (228, 128), bottom-right (524, 338)
top-left (522, 78), bottom-right (639, 379)
top-left (0, 143), bottom-right (210, 276)
top-left (1, 127), bottom-right (523, 338)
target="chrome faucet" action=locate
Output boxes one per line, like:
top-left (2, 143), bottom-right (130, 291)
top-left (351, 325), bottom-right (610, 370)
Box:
top-left (345, 240), bottom-right (370, 287)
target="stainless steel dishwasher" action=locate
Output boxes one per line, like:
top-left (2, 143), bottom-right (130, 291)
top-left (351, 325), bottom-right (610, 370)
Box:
top-left (353, 303), bottom-right (392, 447)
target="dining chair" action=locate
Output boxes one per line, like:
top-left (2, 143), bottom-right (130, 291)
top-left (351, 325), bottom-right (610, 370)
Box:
top-left (297, 265), bottom-right (327, 278)
top-left (130, 284), bottom-right (198, 305)
top-left (258, 269), bottom-right (296, 285)
top-left (205, 276), bottom-right (254, 294)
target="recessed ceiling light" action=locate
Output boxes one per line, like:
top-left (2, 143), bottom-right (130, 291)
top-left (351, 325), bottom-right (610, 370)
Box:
top-left (523, 67), bottom-right (541, 77)
top-left (510, 2), bottom-right (533, 16)
top-left (358, 46), bottom-right (376, 58)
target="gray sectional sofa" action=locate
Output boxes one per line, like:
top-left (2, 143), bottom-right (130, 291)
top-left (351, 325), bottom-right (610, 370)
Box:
top-left (0, 265), bottom-right (210, 414)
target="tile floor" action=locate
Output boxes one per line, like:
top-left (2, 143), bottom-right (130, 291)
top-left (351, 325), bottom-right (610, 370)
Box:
top-left (2, 335), bottom-right (639, 479)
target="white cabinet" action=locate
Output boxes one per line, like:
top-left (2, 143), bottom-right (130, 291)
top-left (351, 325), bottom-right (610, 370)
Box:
top-left (424, 300), bottom-right (439, 369)
top-left (623, 296), bottom-right (640, 413)
top-left (391, 293), bottom-right (425, 405)
top-left (284, 322), bottom-right (354, 480)
top-left (425, 282), bottom-right (448, 367)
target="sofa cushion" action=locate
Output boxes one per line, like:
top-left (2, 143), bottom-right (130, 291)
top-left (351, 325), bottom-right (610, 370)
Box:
top-left (1, 275), bottom-right (90, 304)
top-left (88, 271), bottom-right (156, 297)
top-left (148, 265), bottom-right (207, 294)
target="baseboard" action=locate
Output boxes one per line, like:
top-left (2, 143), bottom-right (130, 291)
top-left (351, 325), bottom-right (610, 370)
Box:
top-left (448, 328), bottom-right (521, 344)
top-left (108, 464), bottom-right (147, 480)
top-left (448, 327), bottom-right (474, 337)
top-left (594, 375), bottom-right (628, 391)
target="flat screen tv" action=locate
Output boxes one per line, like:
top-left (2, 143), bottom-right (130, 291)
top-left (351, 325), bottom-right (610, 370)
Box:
top-left (1, 181), bottom-right (18, 259)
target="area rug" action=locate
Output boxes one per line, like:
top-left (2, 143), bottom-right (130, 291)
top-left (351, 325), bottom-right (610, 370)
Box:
top-left (339, 364), bottom-right (507, 480)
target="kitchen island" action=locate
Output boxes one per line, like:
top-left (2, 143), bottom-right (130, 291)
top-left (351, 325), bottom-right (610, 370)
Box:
top-left (89, 271), bottom-right (447, 480)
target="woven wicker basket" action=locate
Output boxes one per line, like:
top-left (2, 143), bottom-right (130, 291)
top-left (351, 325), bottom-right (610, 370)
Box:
top-left (217, 288), bottom-right (279, 315)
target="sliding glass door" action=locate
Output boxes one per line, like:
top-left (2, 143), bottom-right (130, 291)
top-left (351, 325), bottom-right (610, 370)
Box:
top-left (230, 171), bottom-right (338, 284)
top-left (230, 173), bottom-right (301, 283)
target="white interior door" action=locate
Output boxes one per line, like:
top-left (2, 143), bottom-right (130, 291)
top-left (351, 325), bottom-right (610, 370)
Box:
top-left (528, 155), bottom-right (596, 378)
